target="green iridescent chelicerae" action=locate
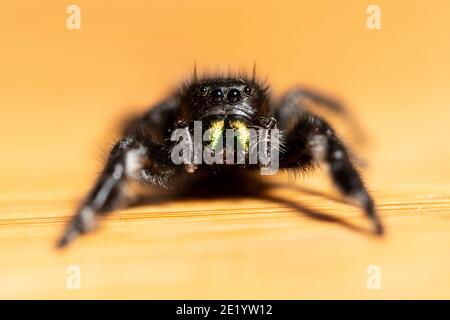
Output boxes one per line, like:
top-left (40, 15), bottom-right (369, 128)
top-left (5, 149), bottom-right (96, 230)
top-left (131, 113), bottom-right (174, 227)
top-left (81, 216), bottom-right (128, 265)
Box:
top-left (208, 119), bottom-right (250, 152)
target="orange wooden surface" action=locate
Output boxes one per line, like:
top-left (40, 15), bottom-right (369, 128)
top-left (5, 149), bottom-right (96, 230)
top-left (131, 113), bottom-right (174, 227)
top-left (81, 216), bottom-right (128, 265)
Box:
top-left (1, 0), bottom-right (450, 299)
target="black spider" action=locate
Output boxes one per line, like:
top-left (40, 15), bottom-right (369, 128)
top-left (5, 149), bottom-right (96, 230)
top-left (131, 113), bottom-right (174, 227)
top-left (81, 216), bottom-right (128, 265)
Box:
top-left (57, 70), bottom-right (384, 247)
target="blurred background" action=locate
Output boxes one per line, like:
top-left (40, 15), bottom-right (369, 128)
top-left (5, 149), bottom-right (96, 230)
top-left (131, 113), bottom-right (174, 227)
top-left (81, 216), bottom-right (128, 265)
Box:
top-left (1, 0), bottom-right (450, 299)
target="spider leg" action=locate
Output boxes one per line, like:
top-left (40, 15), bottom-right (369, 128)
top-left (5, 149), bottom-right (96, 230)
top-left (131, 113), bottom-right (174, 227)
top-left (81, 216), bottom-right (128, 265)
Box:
top-left (274, 87), bottom-right (345, 127)
top-left (57, 97), bottom-right (188, 248)
top-left (57, 137), bottom-right (182, 247)
top-left (277, 112), bottom-right (384, 234)
top-left (273, 87), bottom-right (368, 144)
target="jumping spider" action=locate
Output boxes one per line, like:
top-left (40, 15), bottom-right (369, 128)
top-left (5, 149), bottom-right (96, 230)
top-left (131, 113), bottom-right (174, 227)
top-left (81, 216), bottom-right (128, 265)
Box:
top-left (57, 71), bottom-right (384, 247)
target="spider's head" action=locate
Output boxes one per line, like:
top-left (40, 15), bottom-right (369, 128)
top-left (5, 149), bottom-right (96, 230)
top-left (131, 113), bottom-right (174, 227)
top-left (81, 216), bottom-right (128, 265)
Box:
top-left (180, 77), bottom-right (270, 124)
top-left (177, 76), bottom-right (272, 162)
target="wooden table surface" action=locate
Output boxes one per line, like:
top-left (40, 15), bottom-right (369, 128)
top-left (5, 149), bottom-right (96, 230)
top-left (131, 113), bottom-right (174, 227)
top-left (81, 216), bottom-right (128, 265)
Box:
top-left (1, 0), bottom-right (449, 299)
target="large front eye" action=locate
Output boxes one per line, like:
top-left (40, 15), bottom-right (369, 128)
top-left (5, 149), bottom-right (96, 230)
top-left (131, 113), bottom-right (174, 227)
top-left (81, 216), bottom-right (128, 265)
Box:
top-left (210, 88), bottom-right (224, 103)
top-left (198, 86), bottom-right (208, 96)
top-left (227, 88), bottom-right (241, 103)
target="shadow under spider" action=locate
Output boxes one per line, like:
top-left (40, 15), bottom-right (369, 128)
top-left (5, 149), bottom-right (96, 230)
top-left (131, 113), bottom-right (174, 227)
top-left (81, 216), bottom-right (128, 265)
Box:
top-left (131, 172), bottom-right (373, 236)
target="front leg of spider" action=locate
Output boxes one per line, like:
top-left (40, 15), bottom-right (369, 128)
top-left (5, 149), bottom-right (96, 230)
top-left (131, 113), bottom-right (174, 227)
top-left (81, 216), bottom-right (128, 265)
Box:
top-left (279, 113), bottom-right (384, 234)
top-left (258, 116), bottom-right (277, 129)
top-left (57, 137), bottom-right (178, 247)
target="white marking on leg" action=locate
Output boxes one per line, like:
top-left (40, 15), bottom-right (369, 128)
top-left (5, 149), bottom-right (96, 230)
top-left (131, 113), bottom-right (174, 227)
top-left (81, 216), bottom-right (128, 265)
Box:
top-left (79, 206), bottom-right (95, 230)
top-left (112, 163), bottom-right (124, 180)
top-left (308, 134), bottom-right (327, 161)
top-left (333, 150), bottom-right (344, 160)
top-left (125, 147), bottom-right (146, 178)
top-left (353, 190), bottom-right (369, 205)
top-left (92, 164), bottom-right (124, 210)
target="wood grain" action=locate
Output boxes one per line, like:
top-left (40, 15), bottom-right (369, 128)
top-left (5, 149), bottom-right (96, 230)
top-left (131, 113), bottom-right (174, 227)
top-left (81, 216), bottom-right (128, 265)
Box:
top-left (1, 0), bottom-right (450, 299)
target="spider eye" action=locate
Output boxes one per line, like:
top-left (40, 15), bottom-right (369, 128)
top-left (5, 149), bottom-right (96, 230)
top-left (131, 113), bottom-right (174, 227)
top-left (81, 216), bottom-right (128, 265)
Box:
top-left (243, 86), bottom-right (252, 95)
top-left (198, 86), bottom-right (208, 96)
top-left (227, 88), bottom-right (241, 104)
top-left (210, 88), bottom-right (224, 103)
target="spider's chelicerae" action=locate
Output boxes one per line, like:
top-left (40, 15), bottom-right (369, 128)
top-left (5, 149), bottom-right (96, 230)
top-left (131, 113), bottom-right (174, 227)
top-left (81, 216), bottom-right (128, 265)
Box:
top-left (58, 71), bottom-right (384, 247)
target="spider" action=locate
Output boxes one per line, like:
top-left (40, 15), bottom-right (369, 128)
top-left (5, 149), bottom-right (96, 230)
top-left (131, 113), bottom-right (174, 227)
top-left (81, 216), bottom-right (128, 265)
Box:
top-left (57, 70), bottom-right (384, 247)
